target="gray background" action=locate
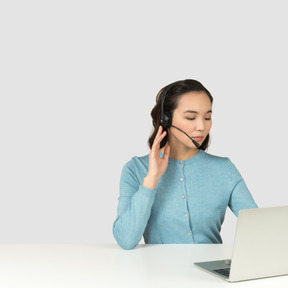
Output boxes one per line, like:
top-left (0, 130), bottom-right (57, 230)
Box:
top-left (1, 0), bottom-right (288, 244)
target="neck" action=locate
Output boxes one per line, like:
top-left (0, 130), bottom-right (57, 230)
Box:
top-left (160, 144), bottom-right (199, 160)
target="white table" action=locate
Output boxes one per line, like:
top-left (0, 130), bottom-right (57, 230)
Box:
top-left (0, 244), bottom-right (287, 287)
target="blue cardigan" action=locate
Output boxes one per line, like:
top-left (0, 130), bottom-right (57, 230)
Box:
top-left (113, 150), bottom-right (257, 249)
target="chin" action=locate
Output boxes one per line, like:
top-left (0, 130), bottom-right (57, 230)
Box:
top-left (183, 142), bottom-right (197, 149)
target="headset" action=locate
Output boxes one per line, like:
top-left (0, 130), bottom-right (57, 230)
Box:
top-left (160, 89), bottom-right (200, 148)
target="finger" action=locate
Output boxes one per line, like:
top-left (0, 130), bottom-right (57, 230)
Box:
top-left (153, 130), bottom-right (166, 148)
top-left (155, 125), bottom-right (163, 139)
top-left (151, 131), bottom-right (167, 154)
top-left (155, 130), bottom-right (166, 143)
top-left (163, 144), bottom-right (170, 161)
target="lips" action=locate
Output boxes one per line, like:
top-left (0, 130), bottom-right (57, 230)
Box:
top-left (193, 136), bottom-right (204, 142)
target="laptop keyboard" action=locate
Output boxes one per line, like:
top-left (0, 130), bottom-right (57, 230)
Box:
top-left (214, 268), bottom-right (230, 277)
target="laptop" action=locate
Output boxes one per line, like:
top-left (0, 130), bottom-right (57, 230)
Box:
top-left (194, 205), bottom-right (288, 282)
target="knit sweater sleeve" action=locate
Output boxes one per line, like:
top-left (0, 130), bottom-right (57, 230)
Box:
top-left (112, 159), bottom-right (156, 250)
top-left (227, 159), bottom-right (258, 216)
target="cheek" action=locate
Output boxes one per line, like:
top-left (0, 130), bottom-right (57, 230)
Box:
top-left (169, 126), bottom-right (190, 142)
top-left (206, 120), bottom-right (212, 128)
top-left (207, 121), bottom-right (212, 130)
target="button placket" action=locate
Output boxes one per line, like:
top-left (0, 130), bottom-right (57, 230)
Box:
top-left (180, 161), bottom-right (186, 198)
top-left (179, 161), bottom-right (193, 241)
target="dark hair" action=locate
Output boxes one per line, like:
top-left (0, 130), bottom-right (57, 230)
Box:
top-left (148, 79), bottom-right (213, 150)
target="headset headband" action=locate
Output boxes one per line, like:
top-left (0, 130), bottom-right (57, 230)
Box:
top-left (160, 88), bottom-right (171, 128)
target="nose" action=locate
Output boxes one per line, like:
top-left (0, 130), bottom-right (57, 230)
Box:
top-left (195, 118), bottom-right (205, 131)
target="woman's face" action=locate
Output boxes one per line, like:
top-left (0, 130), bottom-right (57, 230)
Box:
top-left (169, 91), bottom-right (212, 148)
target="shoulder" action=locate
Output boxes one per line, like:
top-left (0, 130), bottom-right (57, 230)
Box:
top-left (123, 154), bottom-right (149, 171)
top-left (121, 154), bottom-right (150, 181)
top-left (201, 151), bottom-right (241, 176)
top-left (120, 154), bottom-right (149, 186)
top-left (201, 150), bottom-right (231, 165)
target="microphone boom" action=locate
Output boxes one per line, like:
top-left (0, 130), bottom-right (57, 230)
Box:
top-left (170, 125), bottom-right (200, 148)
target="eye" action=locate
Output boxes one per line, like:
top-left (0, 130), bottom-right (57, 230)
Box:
top-left (205, 118), bottom-right (211, 120)
top-left (186, 117), bottom-right (195, 120)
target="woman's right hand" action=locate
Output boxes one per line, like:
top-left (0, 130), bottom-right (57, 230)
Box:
top-left (142, 126), bottom-right (170, 190)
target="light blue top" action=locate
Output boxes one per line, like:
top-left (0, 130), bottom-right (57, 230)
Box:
top-left (113, 150), bottom-right (257, 250)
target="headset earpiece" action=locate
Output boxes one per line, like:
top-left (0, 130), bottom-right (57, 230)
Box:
top-left (162, 112), bottom-right (172, 128)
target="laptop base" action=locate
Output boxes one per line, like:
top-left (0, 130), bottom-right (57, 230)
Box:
top-left (194, 259), bottom-right (231, 281)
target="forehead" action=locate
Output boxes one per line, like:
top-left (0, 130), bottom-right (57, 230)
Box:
top-left (176, 91), bottom-right (212, 110)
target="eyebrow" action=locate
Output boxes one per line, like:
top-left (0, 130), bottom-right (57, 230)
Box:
top-left (183, 110), bottom-right (212, 114)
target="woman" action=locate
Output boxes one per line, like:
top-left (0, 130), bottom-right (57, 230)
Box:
top-left (113, 79), bottom-right (257, 250)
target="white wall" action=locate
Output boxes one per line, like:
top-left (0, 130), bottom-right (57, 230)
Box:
top-left (1, 0), bottom-right (288, 244)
